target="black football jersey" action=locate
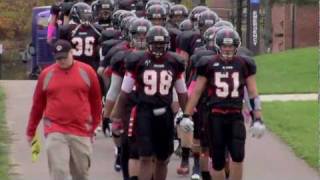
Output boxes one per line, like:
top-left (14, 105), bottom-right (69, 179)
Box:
top-left (110, 48), bottom-right (134, 77)
top-left (101, 41), bottom-right (129, 68)
top-left (187, 49), bottom-right (217, 85)
top-left (176, 30), bottom-right (203, 56)
top-left (59, 24), bottom-right (102, 70)
top-left (166, 27), bottom-right (181, 52)
top-left (197, 55), bottom-right (256, 109)
top-left (125, 51), bottom-right (185, 107)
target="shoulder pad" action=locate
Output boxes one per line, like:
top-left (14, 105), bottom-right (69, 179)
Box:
top-left (110, 50), bottom-right (126, 66)
top-left (240, 55), bottom-right (256, 66)
top-left (196, 55), bottom-right (213, 68)
top-left (167, 27), bottom-right (181, 36)
top-left (236, 47), bottom-right (254, 57)
top-left (167, 52), bottom-right (185, 73)
top-left (125, 51), bottom-right (146, 71)
top-left (101, 40), bottom-right (122, 56)
top-left (105, 41), bottom-right (127, 60)
top-left (58, 24), bottom-right (73, 40)
top-left (239, 55), bottom-right (257, 75)
top-left (190, 49), bottom-right (215, 67)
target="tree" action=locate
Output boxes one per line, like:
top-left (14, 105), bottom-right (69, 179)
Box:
top-left (0, 0), bottom-right (55, 40)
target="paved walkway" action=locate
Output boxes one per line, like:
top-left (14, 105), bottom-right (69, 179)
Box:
top-left (1, 80), bottom-right (319, 180)
top-left (261, 93), bottom-right (318, 102)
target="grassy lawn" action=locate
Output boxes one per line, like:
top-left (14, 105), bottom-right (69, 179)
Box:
top-left (0, 87), bottom-right (9, 180)
top-left (255, 47), bottom-right (317, 94)
top-left (263, 101), bottom-right (318, 169)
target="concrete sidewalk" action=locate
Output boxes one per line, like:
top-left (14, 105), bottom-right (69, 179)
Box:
top-left (1, 80), bottom-right (319, 180)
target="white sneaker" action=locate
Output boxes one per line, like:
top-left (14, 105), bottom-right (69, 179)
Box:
top-left (191, 173), bottom-right (201, 180)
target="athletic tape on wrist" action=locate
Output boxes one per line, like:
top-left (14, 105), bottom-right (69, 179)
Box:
top-left (249, 96), bottom-right (262, 111)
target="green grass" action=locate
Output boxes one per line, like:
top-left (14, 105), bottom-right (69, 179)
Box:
top-left (0, 87), bottom-right (9, 180)
top-left (263, 101), bottom-right (318, 169)
top-left (255, 47), bottom-right (318, 94)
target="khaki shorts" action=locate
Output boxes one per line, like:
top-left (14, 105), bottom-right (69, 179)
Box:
top-left (46, 132), bottom-right (92, 180)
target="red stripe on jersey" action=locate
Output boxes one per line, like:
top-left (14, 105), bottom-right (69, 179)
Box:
top-left (104, 67), bottom-right (113, 78)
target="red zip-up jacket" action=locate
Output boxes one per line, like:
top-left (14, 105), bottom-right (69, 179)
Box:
top-left (26, 61), bottom-right (102, 138)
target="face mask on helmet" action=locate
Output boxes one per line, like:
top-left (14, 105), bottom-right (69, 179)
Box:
top-left (146, 26), bottom-right (170, 58)
top-left (220, 43), bottom-right (236, 59)
top-left (99, 9), bottom-right (112, 21)
top-left (79, 9), bottom-right (93, 25)
top-left (149, 42), bottom-right (169, 58)
top-left (171, 14), bottom-right (185, 27)
top-left (215, 28), bottom-right (241, 60)
top-left (150, 17), bottom-right (166, 26)
top-left (198, 19), bottom-right (215, 33)
top-left (132, 32), bottom-right (148, 50)
top-left (204, 27), bottom-right (219, 50)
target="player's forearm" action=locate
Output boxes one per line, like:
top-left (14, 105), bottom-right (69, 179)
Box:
top-left (178, 93), bottom-right (188, 111)
top-left (246, 75), bottom-right (263, 119)
top-left (184, 92), bottom-right (201, 116)
top-left (184, 76), bottom-right (207, 115)
top-left (104, 100), bottom-right (115, 118)
top-left (110, 91), bottom-right (129, 121)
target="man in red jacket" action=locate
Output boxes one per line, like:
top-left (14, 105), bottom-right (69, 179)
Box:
top-left (26, 40), bottom-right (102, 180)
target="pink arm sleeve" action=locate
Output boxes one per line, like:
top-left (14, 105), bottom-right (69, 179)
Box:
top-left (187, 80), bottom-right (196, 97)
top-left (47, 24), bottom-right (56, 40)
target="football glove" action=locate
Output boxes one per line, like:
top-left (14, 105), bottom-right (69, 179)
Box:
top-left (249, 118), bottom-right (266, 138)
top-left (102, 117), bottom-right (112, 137)
top-left (178, 114), bottom-right (194, 133)
top-left (174, 108), bottom-right (184, 126)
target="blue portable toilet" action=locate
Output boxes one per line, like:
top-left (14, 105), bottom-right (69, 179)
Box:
top-left (36, 9), bottom-right (56, 69)
top-left (29, 6), bottom-right (55, 78)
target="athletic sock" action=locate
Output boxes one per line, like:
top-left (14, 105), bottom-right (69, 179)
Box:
top-left (181, 147), bottom-right (190, 165)
top-left (201, 171), bottom-right (211, 180)
top-left (193, 152), bottom-right (200, 169)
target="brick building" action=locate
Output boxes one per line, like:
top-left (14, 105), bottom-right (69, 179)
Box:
top-left (206, 0), bottom-right (318, 53)
top-left (271, 4), bottom-right (318, 52)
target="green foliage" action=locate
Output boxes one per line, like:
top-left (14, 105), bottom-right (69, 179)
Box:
top-left (255, 47), bottom-right (317, 94)
top-left (263, 101), bottom-right (318, 168)
top-left (0, 87), bottom-right (9, 180)
top-left (0, 0), bottom-right (55, 40)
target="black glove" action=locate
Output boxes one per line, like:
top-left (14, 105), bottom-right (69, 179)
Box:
top-left (102, 117), bottom-right (111, 136)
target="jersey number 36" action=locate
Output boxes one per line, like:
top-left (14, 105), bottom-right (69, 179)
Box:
top-left (71, 37), bottom-right (95, 56)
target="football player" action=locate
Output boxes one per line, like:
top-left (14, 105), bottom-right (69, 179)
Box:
top-left (180, 28), bottom-right (265, 180)
top-left (146, 4), bottom-right (167, 26)
top-left (59, 2), bottom-right (102, 70)
top-left (167, 4), bottom-right (188, 29)
top-left (111, 26), bottom-right (188, 180)
top-left (47, 0), bottom-right (76, 44)
top-left (176, 9), bottom-right (219, 179)
top-left (106, 18), bottom-right (152, 180)
top-left (91, 0), bottom-right (115, 29)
